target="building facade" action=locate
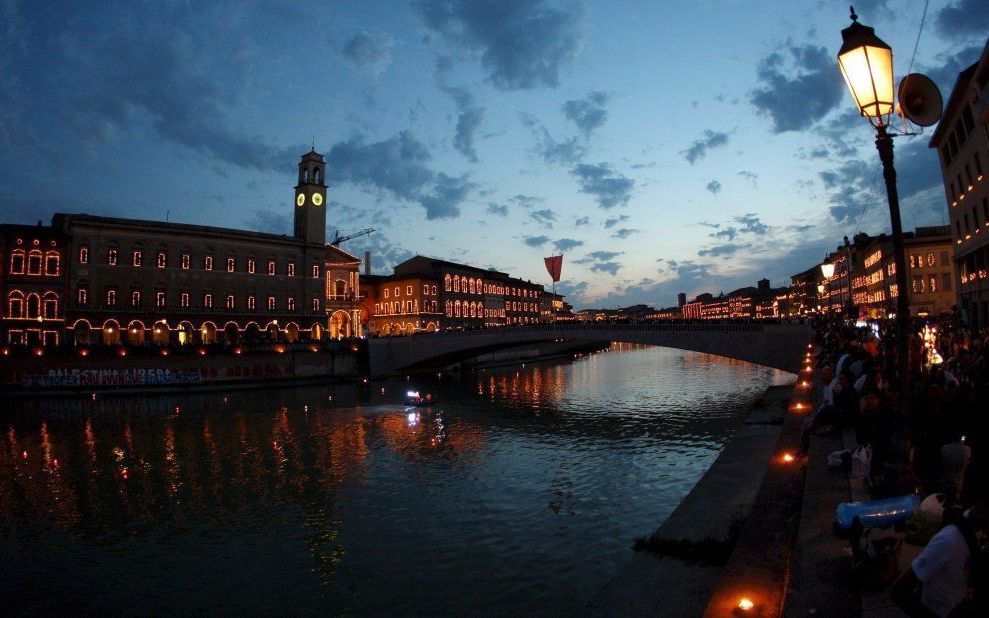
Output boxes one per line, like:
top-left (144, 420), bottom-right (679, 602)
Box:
top-left (0, 224), bottom-right (67, 346)
top-left (363, 273), bottom-right (442, 335)
top-left (930, 41), bottom-right (989, 328)
top-left (1, 150), bottom-right (363, 347)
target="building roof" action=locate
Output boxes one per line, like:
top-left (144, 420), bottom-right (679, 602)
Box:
top-left (49, 213), bottom-right (361, 263)
top-left (394, 255), bottom-right (507, 277)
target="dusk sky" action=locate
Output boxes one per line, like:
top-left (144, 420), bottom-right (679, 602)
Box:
top-left (2, 0), bottom-right (988, 309)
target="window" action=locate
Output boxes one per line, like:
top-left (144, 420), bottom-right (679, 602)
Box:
top-left (929, 277), bottom-right (937, 292)
top-left (444, 274), bottom-right (451, 291)
top-left (203, 293), bottom-right (213, 309)
top-left (454, 275), bottom-right (460, 292)
top-left (7, 292), bottom-right (23, 318)
top-left (108, 249), bottom-right (118, 266)
top-left (454, 300), bottom-right (461, 317)
top-left (181, 253), bottom-right (190, 269)
top-left (312, 298), bottom-right (320, 311)
top-left (131, 290), bottom-right (141, 306)
top-left (267, 260), bottom-right (276, 276)
top-left (267, 296), bottom-right (276, 311)
top-left (44, 252), bottom-right (59, 275)
top-left (226, 257), bottom-right (235, 272)
top-left (248, 259), bottom-right (256, 274)
top-left (445, 301), bottom-right (451, 316)
top-left (287, 262), bottom-right (295, 277)
top-left (225, 295), bottom-right (235, 310)
top-left (42, 293), bottom-right (58, 319)
top-left (77, 287), bottom-right (88, 306)
top-left (157, 252), bottom-right (166, 269)
top-left (384, 288), bottom-right (390, 298)
top-left (79, 247), bottom-right (89, 264)
top-left (106, 289), bottom-right (117, 307)
top-left (311, 264), bottom-right (320, 278)
top-left (431, 285), bottom-right (437, 295)
top-left (943, 273), bottom-right (952, 291)
top-left (406, 300), bottom-right (412, 313)
top-left (248, 295), bottom-right (256, 311)
top-left (9, 250), bottom-right (24, 274)
top-left (132, 250), bottom-right (142, 267)
top-left (180, 292), bottom-right (190, 308)
top-left (394, 287), bottom-right (400, 297)
top-left (157, 292), bottom-right (167, 308)
top-left (287, 297), bottom-right (296, 311)
top-left (909, 255), bottom-right (916, 268)
top-left (407, 285), bottom-right (413, 295)
top-left (205, 255), bottom-right (214, 271)
top-left (424, 284), bottom-right (429, 295)
top-left (941, 251), bottom-right (950, 264)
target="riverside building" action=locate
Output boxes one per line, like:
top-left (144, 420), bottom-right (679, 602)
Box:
top-left (930, 40), bottom-right (989, 328)
top-left (1, 150), bottom-right (363, 347)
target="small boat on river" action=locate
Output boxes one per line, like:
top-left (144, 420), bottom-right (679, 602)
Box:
top-left (404, 390), bottom-right (436, 407)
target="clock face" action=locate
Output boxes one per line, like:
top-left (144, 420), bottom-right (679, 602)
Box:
top-left (296, 194), bottom-right (305, 207)
top-left (312, 193), bottom-right (323, 206)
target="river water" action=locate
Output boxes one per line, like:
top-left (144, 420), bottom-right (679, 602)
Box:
top-left (1, 344), bottom-right (790, 615)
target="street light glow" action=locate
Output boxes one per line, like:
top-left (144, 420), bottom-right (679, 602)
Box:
top-left (837, 9), bottom-right (894, 127)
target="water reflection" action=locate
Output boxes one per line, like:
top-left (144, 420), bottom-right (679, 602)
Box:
top-left (1, 344), bottom-right (789, 614)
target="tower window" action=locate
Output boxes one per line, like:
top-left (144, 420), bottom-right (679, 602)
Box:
top-left (108, 249), bottom-right (118, 266)
top-left (157, 252), bottom-right (166, 269)
top-left (205, 255), bottom-right (214, 271)
top-left (312, 297), bottom-right (320, 311)
top-left (267, 260), bottom-right (276, 276)
top-left (248, 259), bottom-right (256, 274)
top-left (79, 247), bottom-right (89, 264)
top-left (226, 257), bottom-right (235, 272)
top-left (181, 253), bottom-right (190, 269)
top-left (132, 250), bottom-right (142, 267)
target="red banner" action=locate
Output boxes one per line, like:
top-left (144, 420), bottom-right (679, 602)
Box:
top-left (544, 255), bottom-right (563, 282)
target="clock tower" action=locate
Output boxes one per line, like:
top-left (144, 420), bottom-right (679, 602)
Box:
top-left (294, 149), bottom-right (327, 245)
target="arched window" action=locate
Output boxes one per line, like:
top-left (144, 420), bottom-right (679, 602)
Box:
top-left (335, 280), bottom-right (347, 297)
top-left (444, 274), bottom-right (452, 291)
top-left (454, 300), bottom-right (461, 317)
top-left (27, 250), bottom-right (43, 275)
top-left (42, 292), bottom-right (59, 319)
top-left (469, 302), bottom-right (476, 318)
top-left (44, 251), bottom-right (60, 276)
top-left (467, 278), bottom-right (474, 294)
top-left (313, 168), bottom-right (321, 184)
top-left (445, 301), bottom-right (451, 317)
top-left (453, 275), bottom-right (460, 293)
top-left (7, 291), bottom-right (24, 318)
top-left (9, 250), bottom-right (25, 274)
top-left (26, 293), bottom-right (41, 318)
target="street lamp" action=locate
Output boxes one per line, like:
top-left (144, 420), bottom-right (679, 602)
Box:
top-left (820, 262), bottom-right (835, 315)
top-left (838, 7), bottom-right (910, 394)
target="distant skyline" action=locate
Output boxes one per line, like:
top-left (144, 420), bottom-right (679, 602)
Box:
top-left (2, 0), bottom-right (988, 309)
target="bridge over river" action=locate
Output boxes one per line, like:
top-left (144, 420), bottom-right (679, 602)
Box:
top-left (368, 322), bottom-right (811, 376)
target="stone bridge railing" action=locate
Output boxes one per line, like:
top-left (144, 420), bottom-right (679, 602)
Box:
top-left (367, 322), bottom-right (810, 376)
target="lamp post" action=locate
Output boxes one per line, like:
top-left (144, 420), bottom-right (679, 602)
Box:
top-left (844, 235), bottom-right (855, 317)
top-left (817, 283), bottom-right (826, 315)
top-left (838, 7), bottom-right (910, 395)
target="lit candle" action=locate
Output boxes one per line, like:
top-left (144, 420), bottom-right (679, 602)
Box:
top-left (738, 598), bottom-right (754, 611)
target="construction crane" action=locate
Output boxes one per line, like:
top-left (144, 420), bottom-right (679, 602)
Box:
top-left (331, 227), bottom-right (374, 246)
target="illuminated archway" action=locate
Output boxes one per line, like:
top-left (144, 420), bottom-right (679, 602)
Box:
top-left (177, 321), bottom-right (195, 345)
top-left (102, 319), bottom-right (121, 346)
top-left (126, 320), bottom-right (146, 345)
top-left (310, 323), bottom-right (323, 341)
top-left (329, 310), bottom-right (351, 339)
top-left (285, 322), bottom-right (300, 343)
top-left (264, 321), bottom-right (279, 342)
top-left (71, 319), bottom-right (94, 346)
top-left (201, 321), bottom-right (218, 345)
top-left (224, 322), bottom-right (240, 346)
top-left (244, 321), bottom-right (261, 344)
top-left (425, 322), bottom-right (437, 332)
top-left (152, 321), bottom-right (170, 345)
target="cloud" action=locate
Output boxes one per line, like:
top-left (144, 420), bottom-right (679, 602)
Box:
top-left (712, 227), bottom-right (737, 241)
top-left (604, 214), bottom-right (629, 228)
top-left (698, 243), bottom-right (749, 258)
top-left (571, 163), bottom-right (634, 209)
top-left (574, 216), bottom-right (590, 226)
top-left (591, 261), bottom-right (621, 275)
top-left (681, 130), bottom-right (730, 164)
top-left (60, 25), bottom-right (303, 173)
top-left (510, 194), bottom-right (543, 209)
top-left (735, 213), bottom-right (768, 235)
top-left (326, 131), bottom-right (473, 219)
top-left (935, 0), bottom-right (989, 41)
top-left (530, 208), bottom-right (557, 227)
top-left (563, 91), bottom-right (609, 137)
top-left (706, 180), bottom-right (722, 195)
top-left (922, 44), bottom-right (986, 97)
top-left (521, 113), bottom-right (586, 165)
top-left (416, 0), bottom-right (584, 90)
top-left (453, 104), bottom-right (485, 162)
top-left (611, 228), bottom-right (640, 239)
top-left (245, 209), bottom-right (291, 235)
top-left (738, 170), bottom-right (758, 186)
top-left (524, 235), bottom-right (550, 247)
top-left (341, 32), bottom-right (394, 73)
top-left (486, 203), bottom-right (508, 216)
top-left (750, 44), bottom-right (844, 133)
top-left (553, 238), bottom-right (584, 251)
top-left (556, 280), bottom-right (589, 303)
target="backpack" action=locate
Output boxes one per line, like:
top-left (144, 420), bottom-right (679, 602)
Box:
top-left (851, 524), bottom-right (902, 588)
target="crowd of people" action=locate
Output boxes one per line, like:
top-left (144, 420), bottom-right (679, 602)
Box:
top-left (804, 314), bottom-right (987, 616)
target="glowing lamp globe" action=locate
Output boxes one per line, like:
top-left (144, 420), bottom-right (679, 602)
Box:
top-left (821, 262), bottom-right (836, 279)
top-left (838, 9), bottom-right (894, 128)
top-left (817, 284), bottom-right (826, 295)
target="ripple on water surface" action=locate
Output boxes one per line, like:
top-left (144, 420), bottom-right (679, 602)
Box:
top-left (0, 344), bottom-right (790, 615)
